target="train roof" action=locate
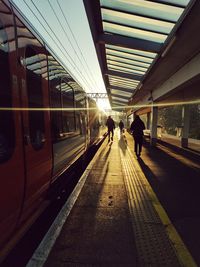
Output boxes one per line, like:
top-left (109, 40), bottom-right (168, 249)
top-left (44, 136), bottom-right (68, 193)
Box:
top-left (7, 0), bottom-right (85, 93)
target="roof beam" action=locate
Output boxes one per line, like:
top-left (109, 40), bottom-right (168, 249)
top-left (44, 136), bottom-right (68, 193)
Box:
top-left (102, 19), bottom-right (168, 36)
top-left (110, 84), bottom-right (136, 90)
top-left (101, 6), bottom-right (176, 23)
top-left (83, 0), bottom-right (103, 42)
top-left (108, 63), bottom-right (145, 74)
top-left (107, 58), bottom-right (149, 70)
top-left (108, 85), bottom-right (134, 93)
top-left (146, 1), bottom-right (187, 8)
top-left (98, 33), bottom-right (162, 53)
top-left (111, 97), bottom-right (128, 103)
top-left (105, 69), bottom-right (142, 81)
top-left (111, 93), bottom-right (130, 100)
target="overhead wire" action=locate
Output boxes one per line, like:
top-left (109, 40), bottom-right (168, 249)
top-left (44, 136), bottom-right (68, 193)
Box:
top-left (29, 0), bottom-right (93, 91)
top-left (47, 0), bottom-right (97, 93)
top-left (56, 0), bottom-right (103, 93)
top-left (22, 0), bottom-right (94, 92)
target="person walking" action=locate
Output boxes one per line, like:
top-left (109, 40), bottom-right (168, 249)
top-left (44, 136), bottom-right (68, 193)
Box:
top-left (106, 115), bottom-right (115, 142)
top-left (119, 120), bottom-right (124, 134)
top-left (130, 115), bottom-right (145, 157)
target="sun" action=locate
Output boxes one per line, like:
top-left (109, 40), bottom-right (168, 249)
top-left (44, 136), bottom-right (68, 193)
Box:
top-left (96, 98), bottom-right (111, 112)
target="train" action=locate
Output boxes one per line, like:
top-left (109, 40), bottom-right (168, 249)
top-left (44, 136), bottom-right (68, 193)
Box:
top-left (0, 0), bottom-right (107, 260)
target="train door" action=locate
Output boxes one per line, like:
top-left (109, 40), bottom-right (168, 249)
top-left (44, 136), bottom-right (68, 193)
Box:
top-left (0, 1), bottom-right (25, 251)
top-left (15, 17), bottom-right (52, 222)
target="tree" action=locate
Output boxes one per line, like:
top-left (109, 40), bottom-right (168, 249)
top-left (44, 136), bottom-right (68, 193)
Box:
top-left (189, 104), bottom-right (200, 139)
top-left (158, 106), bottom-right (182, 135)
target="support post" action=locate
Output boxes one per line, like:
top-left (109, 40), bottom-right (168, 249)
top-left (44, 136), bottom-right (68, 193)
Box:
top-left (181, 105), bottom-right (190, 148)
top-left (150, 106), bottom-right (158, 146)
top-left (147, 112), bottom-right (151, 129)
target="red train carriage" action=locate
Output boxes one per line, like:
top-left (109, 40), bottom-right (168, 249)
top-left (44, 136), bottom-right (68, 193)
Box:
top-left (0, 0), bottom-right (106, 261)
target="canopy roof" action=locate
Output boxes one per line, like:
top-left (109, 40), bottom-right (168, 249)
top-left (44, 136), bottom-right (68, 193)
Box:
top-left (84, 0), bottom-right (196, 111)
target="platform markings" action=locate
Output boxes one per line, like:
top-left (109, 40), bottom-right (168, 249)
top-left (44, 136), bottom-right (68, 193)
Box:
top-left (121, 132), bottom-right (197, 267)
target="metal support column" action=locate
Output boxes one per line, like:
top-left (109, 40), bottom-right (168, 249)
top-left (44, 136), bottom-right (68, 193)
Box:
top-left (181, 105), bottom-right (190, 148)
top-left (151, 106), bottom-right (158, 146)
top-left (147, 112), bottom-right (151, 129)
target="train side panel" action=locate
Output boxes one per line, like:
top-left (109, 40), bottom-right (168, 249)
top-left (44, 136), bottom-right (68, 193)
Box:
top-left (14, 14), bottom-right (52, 224)
top-left (88, 98), bottom-right (107, 146)
top-left (0, 1), bottom-right (25, 250)
top-left (0, 0), bottom-right (106, 260)
top-left (48, 60), bottom-right (88, 180)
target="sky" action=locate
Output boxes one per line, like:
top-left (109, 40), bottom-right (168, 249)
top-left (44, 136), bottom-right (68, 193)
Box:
top-left (11, 0), bottom-right (111, 110)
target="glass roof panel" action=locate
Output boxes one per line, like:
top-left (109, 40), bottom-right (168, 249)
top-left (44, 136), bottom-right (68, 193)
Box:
top-left (106, 48), bottom-right (154, 63)
top-left (112, 96), bottom-right (128, 102)
top-left (107, 60), bottom-right (148, 72)
top-left (109, 75), bottom-right (137, 81)
top-left (102, 8), bottom-right (174, 34)
top-left (103, 21), bottom-right (167, 43)
top-left (107, 55), bottom-right (151, 68)
top-left (110, 80), bottom-right (139, 86)
top-left (110, 89), bottom-right (132, 97)
top-left (93, 0), bottom-right (193, 109)
top-left (107, 63), bottom-right (145, 75)
top-left (110, 84), bottom-right (137, 90)
top-left (112, 102), bottom-right (126, 106)
top-left (109, 79), bottom-right (139, 87)
top-left (100, 0), bottom-right (184, 22)
top-left (108, 65), bottom-right (144, 75)
top-left (110, 76), bottom-right (138, 82)
top-left (110, 82), bottom-right (138, 89)
top-left (106, 44), bottom-right (157, 58)
top-left (112, 94), bottom-right (130, 100)
top-left (110, 83), bottom-right (137, 90)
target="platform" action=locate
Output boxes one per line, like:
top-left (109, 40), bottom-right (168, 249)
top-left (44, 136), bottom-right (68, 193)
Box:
top-left (27, 130), bottom-right (197, 267)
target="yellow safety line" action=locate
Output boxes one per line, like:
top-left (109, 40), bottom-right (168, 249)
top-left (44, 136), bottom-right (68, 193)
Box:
top-left (126, 142), bottom-right (197, 267)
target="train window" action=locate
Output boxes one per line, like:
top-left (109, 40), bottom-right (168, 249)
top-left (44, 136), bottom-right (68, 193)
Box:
top-left (61, 81), bottom-right (75, 133)
top-left (0, 13), bottom-right (15, 163)
top-left (25, 46), bottom-right (45, 150)
top-left (49, 78), bottom-right (62, 141)
top-left (75, 91), bottom-right (87, 135)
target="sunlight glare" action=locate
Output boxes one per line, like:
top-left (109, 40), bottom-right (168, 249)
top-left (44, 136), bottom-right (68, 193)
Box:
top-left (96, 98), bottom-right (111, 112)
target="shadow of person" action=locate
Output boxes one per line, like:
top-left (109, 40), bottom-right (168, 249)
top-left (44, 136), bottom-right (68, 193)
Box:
top-left (123, 134), bottom-right (127, 145)
top-left (118, 135), bottom-right (127, 155)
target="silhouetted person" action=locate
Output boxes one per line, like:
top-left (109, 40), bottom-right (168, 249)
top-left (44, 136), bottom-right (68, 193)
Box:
top-left (106, 115), bottom-right (115, 142)
top-left (130, 115), bottom-right (145, 157)
top-left (119, 120), bottom-right (124, 134)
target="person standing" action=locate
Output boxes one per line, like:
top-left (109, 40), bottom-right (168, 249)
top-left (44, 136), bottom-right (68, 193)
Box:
top-left (106, 115), bottom-right (115, 142)
top-left (130, 115), bottom-right (145, 157)
top-left (119, 120), bottom-right (124, 134)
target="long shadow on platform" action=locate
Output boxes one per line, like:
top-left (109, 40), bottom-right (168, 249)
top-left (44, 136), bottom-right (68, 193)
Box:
top-left (118, 134), bottom-right (127, 156)
top-left (138, 140), bottom-right (200, 218)
top-left (136, 140), bottom-right (200, 265)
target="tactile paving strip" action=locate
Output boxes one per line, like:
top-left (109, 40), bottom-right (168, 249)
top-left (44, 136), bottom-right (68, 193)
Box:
top-left (120, 149), bottom-right (181, 266)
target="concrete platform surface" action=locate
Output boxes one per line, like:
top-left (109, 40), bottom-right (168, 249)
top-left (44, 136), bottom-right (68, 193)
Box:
top-left (27, 130), bottom-right (198, 267)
